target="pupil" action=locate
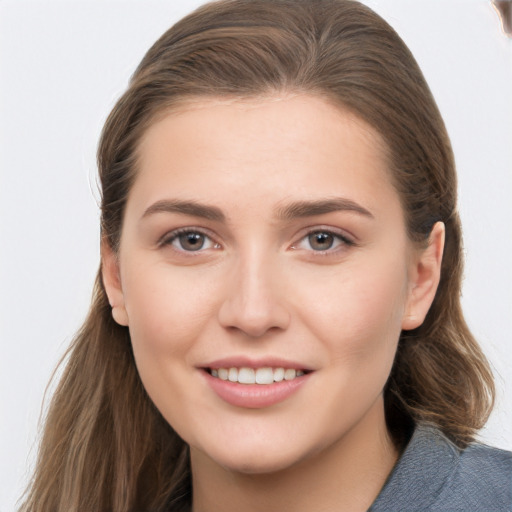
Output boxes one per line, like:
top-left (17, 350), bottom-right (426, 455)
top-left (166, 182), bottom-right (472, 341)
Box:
top-left (309, 232), bottom-right (333, 250)
top-left (179, 232), bottom-right (205, 251)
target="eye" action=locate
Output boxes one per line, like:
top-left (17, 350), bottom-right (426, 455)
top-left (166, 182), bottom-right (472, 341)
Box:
top-left (163, 229), bottom-right (220, 252)
top-left (292, 229), bottom-right (354, 253)
top-left (307, 232), bottom-right (337, 251)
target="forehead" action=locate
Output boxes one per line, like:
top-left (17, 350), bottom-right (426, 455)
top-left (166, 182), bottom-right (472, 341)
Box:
top-left (131, 94), bottom-right (399, 221)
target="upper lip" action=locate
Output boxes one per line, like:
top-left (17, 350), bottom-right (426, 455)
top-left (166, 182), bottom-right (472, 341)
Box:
top-left (199, 356), bottom-right (314, 371)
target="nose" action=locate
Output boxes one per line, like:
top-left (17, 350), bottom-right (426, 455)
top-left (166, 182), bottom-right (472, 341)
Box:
top-left (217, 252), bottom-right (291, 338)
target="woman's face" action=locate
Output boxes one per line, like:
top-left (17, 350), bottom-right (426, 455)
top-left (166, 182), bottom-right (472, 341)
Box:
top-left (104, 94), bottom-right (440, 474)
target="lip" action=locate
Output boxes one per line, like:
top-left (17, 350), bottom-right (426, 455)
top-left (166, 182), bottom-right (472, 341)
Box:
top-left (201, 369), bottom-right (311, 408)
top-left (199, 356), bottom-right (314, 371)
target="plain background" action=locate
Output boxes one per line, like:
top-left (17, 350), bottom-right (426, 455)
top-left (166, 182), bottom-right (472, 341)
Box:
top-left (1, 1), bottom-right (511, 510)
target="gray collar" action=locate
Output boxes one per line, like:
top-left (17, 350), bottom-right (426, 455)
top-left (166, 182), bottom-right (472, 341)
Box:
top-left (369, 424), bottom-right (460, 511)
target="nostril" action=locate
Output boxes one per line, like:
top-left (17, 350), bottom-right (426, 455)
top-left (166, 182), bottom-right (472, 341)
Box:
top-left (217, 302), bottom-right (291, 338)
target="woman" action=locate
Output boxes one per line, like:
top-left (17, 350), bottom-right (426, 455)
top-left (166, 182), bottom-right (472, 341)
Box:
top-left (19, 0), bottom-right (511, 511)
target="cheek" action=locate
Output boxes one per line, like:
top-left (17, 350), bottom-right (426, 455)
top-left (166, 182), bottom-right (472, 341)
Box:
top-left (122, 262), bottom-right (220, 353)
top-left (298, 263), bottom-right (408, 429)
top-left (119, 262), bottom-right (224, 436)
top-left (299, 257), bottom-right (408, 366)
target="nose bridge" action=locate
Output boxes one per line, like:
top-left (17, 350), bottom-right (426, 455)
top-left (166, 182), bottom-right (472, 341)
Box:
top-left (218, 243), bottom-right (290, 337)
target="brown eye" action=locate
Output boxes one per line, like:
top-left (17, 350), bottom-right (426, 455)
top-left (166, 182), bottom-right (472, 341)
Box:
top-left (177, 232), bottom-right (206, 251)
top-left (165, 230), bottom-right (218, 252)
top-left (291, 229), bottom-right (354, 254)
top-left (308, 232), bottom-right (335, 251)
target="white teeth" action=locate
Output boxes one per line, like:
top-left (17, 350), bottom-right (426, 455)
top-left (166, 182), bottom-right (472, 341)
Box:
top-left (255, 367), bottom-right (273, 384)
top-left (228, 367), bottom-right (238, 382)
top-left (238, 367), bottom-right (256, 384)
top-left (284, 369), bottom-right (297, 381)
top-left (273, 367), bottom-right (285, 382)
top-left (212, 366), bottom-right (306, 384)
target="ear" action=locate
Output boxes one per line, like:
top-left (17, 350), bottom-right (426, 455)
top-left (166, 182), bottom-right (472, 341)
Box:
top-left (402, 222), bottom-right (445, 331)
top-left (101, 240), bottom-right (129, 326)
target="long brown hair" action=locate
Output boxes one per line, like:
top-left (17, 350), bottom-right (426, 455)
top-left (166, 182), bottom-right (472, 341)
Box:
top-left (20, 1), bottom-right (495, 510)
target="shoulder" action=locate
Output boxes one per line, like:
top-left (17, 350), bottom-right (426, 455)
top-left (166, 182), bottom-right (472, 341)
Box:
top-left (370, 423), bottom-right (512, 512)
top-left (433, 436), bottom-right (512, 511)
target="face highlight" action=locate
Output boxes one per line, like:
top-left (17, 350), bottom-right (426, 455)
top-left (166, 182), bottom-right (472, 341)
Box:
top-left (102, 94), bottom-right (441, 475)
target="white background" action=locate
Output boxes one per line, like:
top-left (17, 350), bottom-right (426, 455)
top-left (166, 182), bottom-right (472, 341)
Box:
top-left (1, 1), bottom-right (511, 511)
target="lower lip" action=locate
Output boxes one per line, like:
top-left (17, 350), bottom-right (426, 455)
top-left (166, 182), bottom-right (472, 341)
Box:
top-left (202, 371), bottom-right (310, 409)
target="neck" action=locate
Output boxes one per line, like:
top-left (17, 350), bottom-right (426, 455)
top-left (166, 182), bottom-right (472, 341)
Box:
top-left (190, 398), bottom-right (398, 512)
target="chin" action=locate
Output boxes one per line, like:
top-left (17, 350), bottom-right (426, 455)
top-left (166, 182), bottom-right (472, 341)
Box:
top-left (192, 432), bottom-right (320, 476)
top-left (215, 451), bottom-right (302, 475)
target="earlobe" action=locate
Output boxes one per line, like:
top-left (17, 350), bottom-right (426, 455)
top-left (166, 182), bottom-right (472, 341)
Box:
top-left (402, 222), bottom-right (445, 331)
top-left (101, 240), bottom-right (129, 327)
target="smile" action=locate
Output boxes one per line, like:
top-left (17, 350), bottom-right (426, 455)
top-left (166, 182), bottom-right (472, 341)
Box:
top-left (203, 367), bottom-right (311, 408)
top-left (208, 367), bottom-right (306, 385)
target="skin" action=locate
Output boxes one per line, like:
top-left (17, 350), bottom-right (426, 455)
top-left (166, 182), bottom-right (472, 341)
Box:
top-left (103, 94), bottom-right (444, 512)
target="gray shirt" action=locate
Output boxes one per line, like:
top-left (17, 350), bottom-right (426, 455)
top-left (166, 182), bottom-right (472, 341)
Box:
top-left (370, 423), bottom-right (512, 511)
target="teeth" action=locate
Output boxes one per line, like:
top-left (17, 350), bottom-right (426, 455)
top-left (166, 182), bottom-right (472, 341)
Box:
top-left (273, 367), bottom-right (285, 382)
top-left (284, 369), bottom-right (296, 380)
top-left (255, 367), bottom-right (273, 384)
top-left (212, 366), bottom-right (306, 385)
top-left (238, 367), bottom-right (255, 384)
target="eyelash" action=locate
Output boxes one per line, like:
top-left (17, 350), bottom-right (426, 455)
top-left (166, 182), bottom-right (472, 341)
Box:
top-left (291, 229), bottom-right (355, 256)
top-left (159, 227), bottom-right (355, 255)
top-left (159, 228), bottom-right (220, 253)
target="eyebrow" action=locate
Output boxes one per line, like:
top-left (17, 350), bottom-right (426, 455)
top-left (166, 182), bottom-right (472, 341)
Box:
top-left (141, 197), bottom-right (373, 223)
top-left (276, 198), bottom-right (374, 220)
top-left (142, 199), bottom-right (225, 222)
